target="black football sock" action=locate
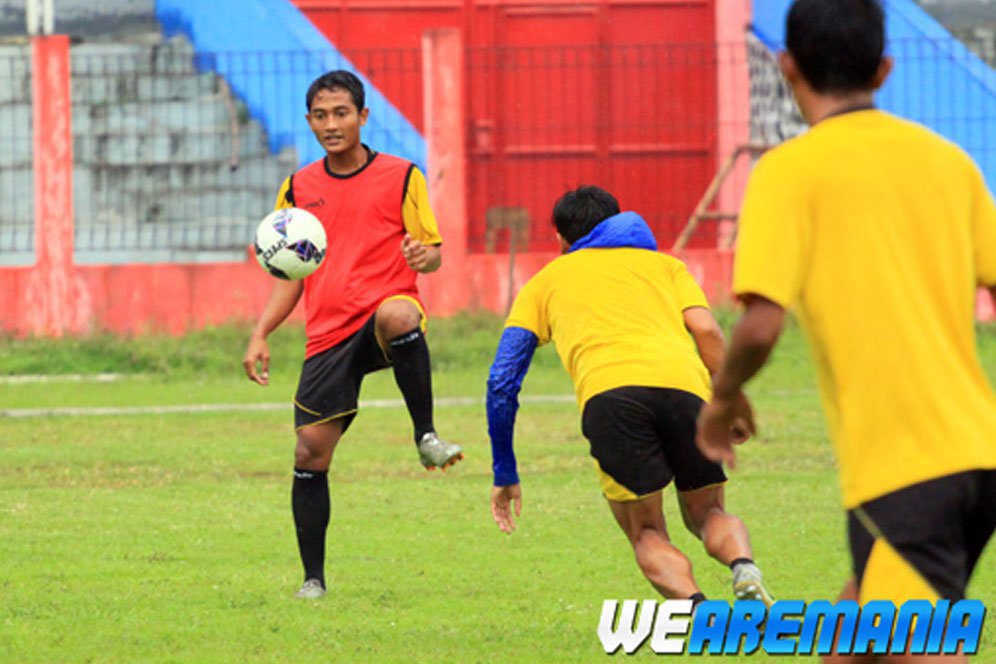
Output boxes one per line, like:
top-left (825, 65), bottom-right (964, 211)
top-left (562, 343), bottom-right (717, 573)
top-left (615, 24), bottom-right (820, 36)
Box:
top-left (730, 557), bottom-right (755, 572)
top-left (689, 592), bottom-right (707, 609)
top-left (292, 468), bottom-right (329, 587)
top-left (388, 327), bottom-right (435, 443)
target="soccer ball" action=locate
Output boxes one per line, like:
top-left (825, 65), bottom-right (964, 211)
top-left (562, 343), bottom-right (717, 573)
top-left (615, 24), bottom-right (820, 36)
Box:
top-left (254, 208), bottom-right (327, 280)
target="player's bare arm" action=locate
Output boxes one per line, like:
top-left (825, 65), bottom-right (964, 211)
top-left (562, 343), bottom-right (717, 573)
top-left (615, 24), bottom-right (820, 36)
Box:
top-left (684, 306), bottom-right (755, 444)
top-left (490, 483), bottom-right (522, 534)
top-left (401, 234), bottom-right (441, 273)
top-left (683, 306), bottom-right (725, 376)
top-left (243, 279), bottom-right (304, 386)
top-left (696, 295), bottom-right (784, 467)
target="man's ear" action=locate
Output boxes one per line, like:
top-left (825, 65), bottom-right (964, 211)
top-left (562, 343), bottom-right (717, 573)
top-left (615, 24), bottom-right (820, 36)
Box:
top-left (557, 233), bottom-right (571, 254)
top-left (778, 50), bottom-right (800, 85)
top-left (872, 56), bottom-right (893, 90)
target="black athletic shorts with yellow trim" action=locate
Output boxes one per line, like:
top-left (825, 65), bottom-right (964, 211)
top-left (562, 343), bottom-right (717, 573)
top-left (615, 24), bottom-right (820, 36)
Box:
top-left (848, 469), bottom-right (996, 602)
top-left (581, 386), bottom-right (727, 502)
top-left (295, 296), bottom-right (427, 432)
top-left (294, 313), bottom-right (390, 432)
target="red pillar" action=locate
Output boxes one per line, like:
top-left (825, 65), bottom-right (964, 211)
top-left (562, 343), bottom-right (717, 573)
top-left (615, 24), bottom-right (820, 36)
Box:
top-left (420, 27), bottom-right (470, 316)
top-left (26, 35), bottom-right (81, 336)
top-left (715, 0), bottom-right (752, 250)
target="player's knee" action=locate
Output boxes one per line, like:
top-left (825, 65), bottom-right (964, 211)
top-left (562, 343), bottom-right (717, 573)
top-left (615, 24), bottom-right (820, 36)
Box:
top-left (376, 301), bottom-right (421, 338)
top-left (294, 441), bottom-right (320, 468)
top-left (295, 428), bottom-right (334, 469)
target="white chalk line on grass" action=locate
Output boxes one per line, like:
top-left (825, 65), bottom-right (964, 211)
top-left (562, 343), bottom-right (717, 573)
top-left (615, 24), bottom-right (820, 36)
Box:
top-left (0, 373), bottom-right (134, 385)
top-left (0, 394), bottom-right (576, 419)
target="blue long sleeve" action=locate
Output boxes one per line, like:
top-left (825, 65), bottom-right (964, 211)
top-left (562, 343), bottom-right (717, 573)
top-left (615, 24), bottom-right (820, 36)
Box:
top-left (486, 326), bottom-right (538, 486)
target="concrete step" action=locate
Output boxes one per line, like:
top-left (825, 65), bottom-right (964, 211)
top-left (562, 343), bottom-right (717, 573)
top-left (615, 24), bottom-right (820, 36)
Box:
top-left (76, 220), bottom-right (249, 253)
top-left (70, 36), bottom-right (198, 76)
top-left (73, 100), bottom-right (233, 133)
top-left (78, 183), bottom-right (276, 215)
top-left (0, 47), bottom-right (30, 105)
top-left (0, 167), bottom-right (33, 221)
top-left (74, 221), bottom-right (255, 252)
top-left (73, 124), bottom-right (276, 165)
top-left (0, 104), bottom-right (32, 163)
top-left (0, 226), bottom-right (34, 255)
top-left (83, 157), bottom-right (287, 193)
top-left (72, 72), bottom-right (219, 105)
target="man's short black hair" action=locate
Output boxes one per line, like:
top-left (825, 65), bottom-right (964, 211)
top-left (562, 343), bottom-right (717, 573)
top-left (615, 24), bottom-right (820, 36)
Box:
top-left (552, 185), bottom-right (621, 245)
top-left (786, 0), bottom-right (885, 93)
top-left (306, 70), bottom-right (365, 112)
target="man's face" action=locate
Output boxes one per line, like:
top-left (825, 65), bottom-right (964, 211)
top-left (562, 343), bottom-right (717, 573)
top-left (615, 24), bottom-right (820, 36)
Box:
top-left (306, 87), bottom-right (368, 156)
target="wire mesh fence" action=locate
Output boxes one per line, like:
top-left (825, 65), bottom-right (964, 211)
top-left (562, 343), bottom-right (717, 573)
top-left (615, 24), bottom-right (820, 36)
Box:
top-left (67, 38), bottom-right (424, 263)
top-left (0, 33), bottom-right (993, 263)
top-left (466, 41), bottom-right (726, 252)
top-left (0, 44), bottom-right (33, 265)
top-left (70, 38), bottom-right (296, 263)
top-left (746, 34), bottom-right (996, 199)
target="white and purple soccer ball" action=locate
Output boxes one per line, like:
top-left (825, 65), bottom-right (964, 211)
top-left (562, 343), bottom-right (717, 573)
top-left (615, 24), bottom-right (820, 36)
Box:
top-left (254, 207), bottom-right (327, 280)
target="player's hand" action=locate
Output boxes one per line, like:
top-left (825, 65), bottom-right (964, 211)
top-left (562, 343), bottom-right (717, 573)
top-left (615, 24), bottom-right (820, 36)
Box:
top-left (696, 390), bottom-right (755, 469)
top-left (243, 335), bottom-right (270, 386)
top-left (729, 390), bottom-right (756, 445)
top-left (491, 483), bottom-right (522, 534)
top-left (401, 234), bottom-right (429, 271)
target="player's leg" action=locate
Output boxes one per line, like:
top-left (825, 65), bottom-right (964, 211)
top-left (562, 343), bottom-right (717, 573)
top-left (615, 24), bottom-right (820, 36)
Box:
top-left (289, 334), bottom-right (367, 598)
top-left (607, 492), bottom-right (702, 600)
top-left (584, 388), bottom-right (704, 603)
top-left (655, 387), bottom-right (774, 606)
top-left (677, 484), bottom-right (750, 562)
top-left (374, 296), bottom-right (462, 469)
top-left (677, 484), bottom-right (772, 606)
top-left (291, 418), bottom-right (344, 598)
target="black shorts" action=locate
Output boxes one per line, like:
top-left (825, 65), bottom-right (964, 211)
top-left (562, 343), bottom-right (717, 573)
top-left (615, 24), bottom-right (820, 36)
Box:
top-left (294, 314), bottom-right (391, 432)
top-left (848, 469), bottom-right (996, 601)
top-left (581, 386), bottom-right (727, 501)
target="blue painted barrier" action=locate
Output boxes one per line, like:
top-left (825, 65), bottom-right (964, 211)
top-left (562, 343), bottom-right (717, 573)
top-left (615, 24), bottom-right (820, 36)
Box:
top-left (752, 0), bottom-right (996, 191)
top-left (155, 0), bottom-right (426, 170)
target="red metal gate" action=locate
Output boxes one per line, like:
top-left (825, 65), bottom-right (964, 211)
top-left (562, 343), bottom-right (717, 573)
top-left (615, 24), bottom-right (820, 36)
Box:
top-left (292, 0), bottom-right (718, 251)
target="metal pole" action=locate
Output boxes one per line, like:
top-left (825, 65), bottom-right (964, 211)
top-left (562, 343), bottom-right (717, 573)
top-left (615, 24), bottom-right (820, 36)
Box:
top-left (24, 0), bottom-right (53, 35)
top-left (42, 0), bottom-right (54, 35)
top-left (25, 0), bottom-right (39, 35)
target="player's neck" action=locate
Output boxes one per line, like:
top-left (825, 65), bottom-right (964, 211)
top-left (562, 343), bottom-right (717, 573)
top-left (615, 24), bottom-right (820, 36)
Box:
top-left (325, 143), bottom-right (370, 175)
top-left (802, 91), bottom-right (876, 127)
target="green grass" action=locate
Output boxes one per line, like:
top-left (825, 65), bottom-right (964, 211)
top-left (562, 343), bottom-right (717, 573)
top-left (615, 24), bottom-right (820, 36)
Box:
top-left (1, 316), bottom-right (994, 663)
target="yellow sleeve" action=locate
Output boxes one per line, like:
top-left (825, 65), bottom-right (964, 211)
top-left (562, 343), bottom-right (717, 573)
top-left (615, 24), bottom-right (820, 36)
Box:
top-left (732, 152), bottom-right (811, 308)
top-left (671, 259), bottom-right (710, 311)
top-left (274, 176), bottom-right (293, 211)
top-left (504, 276), bottom-right (551, 345)
top-left (402, 166), bottom-right (443, 245)
top-left (970, 164), bottom-right (996, 287)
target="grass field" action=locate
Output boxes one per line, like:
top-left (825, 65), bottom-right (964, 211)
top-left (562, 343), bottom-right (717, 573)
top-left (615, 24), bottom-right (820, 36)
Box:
top-left (1, 315), bottom-right (995, 663)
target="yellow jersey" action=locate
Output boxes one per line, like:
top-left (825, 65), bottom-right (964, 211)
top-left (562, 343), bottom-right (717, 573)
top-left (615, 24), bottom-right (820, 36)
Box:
top-left (506, 246), bottom-right (712, 408)
top-left (734, 109), bottom-right (996, 508)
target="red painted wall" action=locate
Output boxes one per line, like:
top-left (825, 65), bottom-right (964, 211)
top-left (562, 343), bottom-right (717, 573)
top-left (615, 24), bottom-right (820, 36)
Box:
top-left (4, 254), bottom-right (993, 336)
top-left (292, 0), bottom-right (718, 251)
top-left (0, 250), bottom-right (735, 336)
